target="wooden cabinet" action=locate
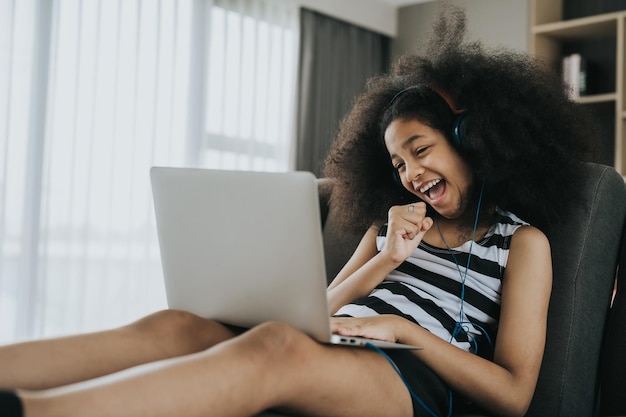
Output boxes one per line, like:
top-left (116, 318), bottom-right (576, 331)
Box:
top-left (530, 0), bottom-right (626, 174)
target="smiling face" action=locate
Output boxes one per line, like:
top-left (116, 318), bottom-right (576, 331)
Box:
top-left (384, 117), bottom-right (474, 219)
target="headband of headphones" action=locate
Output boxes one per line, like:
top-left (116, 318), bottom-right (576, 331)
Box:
top-left (388, 83), bottom-right (467, 115)
top-left (387, 83), bottom-right (469, 150)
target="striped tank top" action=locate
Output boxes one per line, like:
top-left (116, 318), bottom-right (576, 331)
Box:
top-left (334, 209), bottom-right (528, 353)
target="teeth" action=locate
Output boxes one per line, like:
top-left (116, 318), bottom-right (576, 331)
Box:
top-left (420, 179), bottom-right (442, 194)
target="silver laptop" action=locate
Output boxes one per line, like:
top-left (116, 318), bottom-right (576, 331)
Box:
top-left (150, 167), bottom-right (420, 350)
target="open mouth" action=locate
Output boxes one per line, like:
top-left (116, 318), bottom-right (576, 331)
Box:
top-left (419, 178), bottom-right (445, 201)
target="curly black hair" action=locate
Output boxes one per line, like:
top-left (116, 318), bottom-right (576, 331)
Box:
top-left (323, 2), bottom-right (596, 235)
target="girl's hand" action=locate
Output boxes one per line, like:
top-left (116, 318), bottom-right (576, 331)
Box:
top-left (331, 315), bottom-right (405, 343)
top-left (383, 202), bottom-right (433, 264)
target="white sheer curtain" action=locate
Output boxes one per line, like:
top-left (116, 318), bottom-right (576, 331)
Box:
top-left (201, 0), bottom-right (298, 171)
top-left (0, 0), bottom-right (298, 343)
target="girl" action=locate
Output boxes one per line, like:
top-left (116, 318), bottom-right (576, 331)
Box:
top-left (0, 4), bottom-right (594, 417)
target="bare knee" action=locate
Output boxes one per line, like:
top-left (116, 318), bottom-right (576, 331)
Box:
top-left (224, 322), bottom-right (333, 408)
top-left (237, 321), bottom-right (315, 370)
top-left (128, 309), bottom-right (235, 355)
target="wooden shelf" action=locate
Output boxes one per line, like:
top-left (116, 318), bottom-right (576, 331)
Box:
top-left (533, 12), bottom-right (621, 39)
top-left (577, 93), bottom-right (618, 104)
top-left (530, 0), bottom-right (626, 175)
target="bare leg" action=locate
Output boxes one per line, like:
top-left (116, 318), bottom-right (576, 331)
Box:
top-left (0, 310), bottom-right (236, 390)
top-left (20, 322), bottom-right (414, 417)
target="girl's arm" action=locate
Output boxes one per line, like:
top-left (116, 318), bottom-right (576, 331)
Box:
top-left (417, 225), bottom-right (550, 416)
top-left (327, 202), bottom-right (432, 315)
top-left (326, 226), bottom-right (396, 314)
top-left (333, 225), bottom-right (552, 417)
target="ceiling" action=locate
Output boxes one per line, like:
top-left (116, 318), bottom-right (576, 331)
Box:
top-left (376, 0), bottom-right (433, 6)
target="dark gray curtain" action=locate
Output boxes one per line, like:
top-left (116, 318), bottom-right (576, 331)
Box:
top-left (295, 9), bottom-right (390, 176)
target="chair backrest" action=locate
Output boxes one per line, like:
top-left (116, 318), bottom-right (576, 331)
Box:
top-left (600, 237), bottom-right (626, 416)
top-left (526, 163), bottom-right (626, 416)
top-left (317, 178), bottom-right (362, 284)
top-left (318, 162), bottom-right (626, 417)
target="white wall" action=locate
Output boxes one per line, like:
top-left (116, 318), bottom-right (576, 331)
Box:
top-left (287, 0), bottom-right (530, 48)
top-left (393, 0), bottom-right (530, 58)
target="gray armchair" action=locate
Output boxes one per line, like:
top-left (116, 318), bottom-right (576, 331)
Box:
top-left (258, 162), bottom-right (626, 417)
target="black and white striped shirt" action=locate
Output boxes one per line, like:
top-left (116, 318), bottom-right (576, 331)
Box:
top-left (334, 209), bottom-right (528, 352)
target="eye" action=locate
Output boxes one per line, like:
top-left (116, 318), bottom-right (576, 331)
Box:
top-left (415, 146), bottom-right (429, 156)
top-left (394, 162), bottom-right (406, 172)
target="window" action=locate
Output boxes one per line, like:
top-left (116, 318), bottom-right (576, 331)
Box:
top-left (0, 0), bottom-right (298, 343)
top-left (200, 0), bottom-right (298, 171)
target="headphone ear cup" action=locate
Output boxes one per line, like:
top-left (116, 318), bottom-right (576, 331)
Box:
top-left (452, 112), bottom-right (467, 150)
